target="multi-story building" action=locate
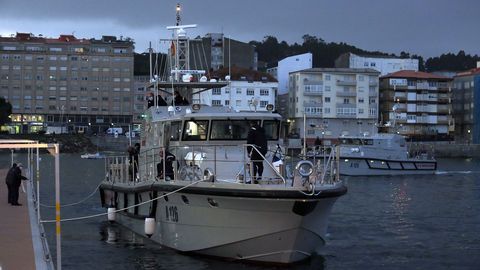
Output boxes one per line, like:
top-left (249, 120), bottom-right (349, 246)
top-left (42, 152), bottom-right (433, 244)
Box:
top-left (188, 33), bottom-right (257, 72)
top-left (288, 68), bottom-right (380, 144)
top-left (195, 67), bottom-right (277, 112)
top-left (0, 33), bottom-right (134, 134)
top-left (267, 53), bottom-right (312, 118)
top-left (379, 70), bottom-right (454, 140)
top-left (133, 75), bottom-right (150, 128)
top-left (452, 62), bottom-right (480, 143)
top-left (335, 52), bottom-right (419, 76)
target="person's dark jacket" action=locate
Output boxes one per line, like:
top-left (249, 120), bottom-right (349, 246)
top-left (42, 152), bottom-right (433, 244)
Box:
top-left (173, 95), bottom-right (189, 106)
top-left (157, 151), bottom-right (176, 179)
top-left (5, 165), bottom-right (17, 185)
top-left (247, 124), bottom-right (268, 157)
top-left (13, 167), bottom-right (27, 186)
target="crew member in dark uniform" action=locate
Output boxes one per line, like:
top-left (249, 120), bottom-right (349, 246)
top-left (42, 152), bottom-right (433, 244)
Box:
top-left (246, 121), bottom-right (268, 183)
top-left (172, 91), bottom-right (189, 106)
top-left (5, 163), bottom-right (28, 206)
top-left (157, 149), bottom-right (176, 180)
top-left (147, 92), bottom-right (167, 108)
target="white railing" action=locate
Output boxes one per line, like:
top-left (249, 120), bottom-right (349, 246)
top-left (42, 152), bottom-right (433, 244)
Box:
top-left (104, 144), bottom-right (342, 189)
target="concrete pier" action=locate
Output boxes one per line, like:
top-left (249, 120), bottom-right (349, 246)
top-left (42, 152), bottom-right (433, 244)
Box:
top-left (0, 168), bottom-right (53, 270)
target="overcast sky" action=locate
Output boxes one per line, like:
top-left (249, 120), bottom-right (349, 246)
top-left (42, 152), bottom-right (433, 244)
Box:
top-left (1, 0), bottom-right (478, 58)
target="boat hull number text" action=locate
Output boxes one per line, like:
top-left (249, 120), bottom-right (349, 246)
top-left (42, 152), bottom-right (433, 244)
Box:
top-left (165, 205), bottom-right (179, 222)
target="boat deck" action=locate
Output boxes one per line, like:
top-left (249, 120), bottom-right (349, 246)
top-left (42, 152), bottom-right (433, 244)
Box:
top-left (0, 168), bottom-right (53, 270)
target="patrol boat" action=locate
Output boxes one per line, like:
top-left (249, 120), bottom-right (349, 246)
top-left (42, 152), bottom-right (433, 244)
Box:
top-left (99, 5), bottom-right (346, 264)
top-left (307, 133), bottom-right (436, 176)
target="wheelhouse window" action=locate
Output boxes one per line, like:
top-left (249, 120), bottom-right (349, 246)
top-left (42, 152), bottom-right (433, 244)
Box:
top-left (183, 120), bottom-right (208, 141)
top-left (170, 121), bottom-right (182, 141)
top-left (263, 120), bottom-right (280, 140)
top-left (210, 120), bottom-right (250, 140)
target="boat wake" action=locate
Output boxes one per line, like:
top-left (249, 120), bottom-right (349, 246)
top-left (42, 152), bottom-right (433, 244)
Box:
top-left (435, 170), bottom-right (480, 175)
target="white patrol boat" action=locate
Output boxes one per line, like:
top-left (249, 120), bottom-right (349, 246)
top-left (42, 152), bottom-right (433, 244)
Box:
top-left (99, 4), bottom-right (346, 264)
top-left (307, 133), bottom-right (436, 176)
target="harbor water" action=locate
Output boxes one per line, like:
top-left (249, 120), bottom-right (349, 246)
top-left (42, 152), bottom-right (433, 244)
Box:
top-left (2, 153), bottom-right (479, 269)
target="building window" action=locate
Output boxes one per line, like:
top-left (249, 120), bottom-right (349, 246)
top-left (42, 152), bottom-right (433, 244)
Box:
top-left (260, 101), bottom-right (268, 107)
top-left (343, 98), bottom-right (350, 104)
top-left (247, 89), bottom-right (254, 95)
top-left (325, 75), bottom-right (331, 81)
top-left (358, 98), bottom-right (364, 103)
top-left (325, 97), bottom-right (331, 103)
top-left (260, 89), bottom-right (269, 96)
top-left (236, 88), bottom-right (242, 94)
top-left (212, 88), bottom-right (221, 95)
top-left (212, 100), bottom-right (222, 106)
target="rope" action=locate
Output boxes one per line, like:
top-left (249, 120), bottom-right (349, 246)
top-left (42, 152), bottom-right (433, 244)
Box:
top-left (41, 178), bottom-right (205, 223)
top-left (39, 181), bottom-right (103, 208)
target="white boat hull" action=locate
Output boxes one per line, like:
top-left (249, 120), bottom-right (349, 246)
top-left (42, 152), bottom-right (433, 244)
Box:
top-left (101, 182), bottom-right (344, 263)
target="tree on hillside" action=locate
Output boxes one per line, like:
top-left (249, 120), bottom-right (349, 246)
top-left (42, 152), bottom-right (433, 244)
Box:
top-left (425, 51), bottom-right (480, 72)
top-left (250, 35), bottom-right (477, 72)
top-left (134, 53), bottom-right (167, 76)
top-left (0, 97), bottom-right (12, 127)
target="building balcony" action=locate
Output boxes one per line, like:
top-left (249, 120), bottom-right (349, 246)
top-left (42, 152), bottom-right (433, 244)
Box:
top-left (369, 81), bottom-right (378, 87)
top-left (336, 103), bottom-right (357, 108)
top-left (336, 79), bottom-right (356, 86)
top-left (304, 90), bottom-right (323, 96)
top-left (303, 101), bottom-right (323, 107)
top-left (336, 91), bottom-right (357, 97)
top-left (304, 112), bottom-right (323, 118)
top-left (369, 90), bottom-right (377, 97)
top-left (438, 94), bottom-right (450, 102)
top-left (437, 105), bottom-right (450, 113)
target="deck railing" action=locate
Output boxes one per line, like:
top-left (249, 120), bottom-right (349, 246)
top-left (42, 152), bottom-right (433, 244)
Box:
top-left (104, 144), bottom-right (342, 188)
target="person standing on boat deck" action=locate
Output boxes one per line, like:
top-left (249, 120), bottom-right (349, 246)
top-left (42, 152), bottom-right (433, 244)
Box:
top-left (157, 149), bottom-right (176, 180)
top-left (172, 91), bottom-right (189, 106)
top-left (127, 146), bottom-right (139, 181)
top-left (147, 92), bottom-right (167, 108)
top-left (247, 121), bottom-right (268, 183)
top-left (315, 136), bottom-right (321, 150)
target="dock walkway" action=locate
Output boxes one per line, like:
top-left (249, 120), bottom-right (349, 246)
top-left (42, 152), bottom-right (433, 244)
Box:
top-left (0, 168), bottom-right (53, 270)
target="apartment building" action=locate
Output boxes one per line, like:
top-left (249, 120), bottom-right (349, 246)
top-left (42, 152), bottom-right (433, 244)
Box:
top-left (195, 67), bottom-right (277, 112)
top-left (288, 68), bottom-right (380, 144)
top-left (133, 75), bottom-right (150, 127)
top-left (452, 62), bottom-right (480, 143)
top-left (379, 70), bottom-right (454, 140)
top-left (267, 53), bottom-right (312, 118)
top-left (335, 52), bottom-right (419, 76)
top-left (0, 33), bottom-right (134, 134)
top-left (185, 33), bottom-right (257, 72)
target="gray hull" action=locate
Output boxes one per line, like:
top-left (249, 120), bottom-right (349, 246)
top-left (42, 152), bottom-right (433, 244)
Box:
top-left (103, 182), bottom-right (343, 263)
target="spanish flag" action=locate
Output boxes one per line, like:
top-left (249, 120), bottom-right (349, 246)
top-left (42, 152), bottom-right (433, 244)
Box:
top-left (170, 41), bottom-right (176, 56)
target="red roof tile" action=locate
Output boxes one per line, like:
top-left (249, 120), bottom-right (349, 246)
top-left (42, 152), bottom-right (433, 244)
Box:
top-left (455, 68), bottom-right (480, 77)
top-left (381, 70), bottom-right (449, 80)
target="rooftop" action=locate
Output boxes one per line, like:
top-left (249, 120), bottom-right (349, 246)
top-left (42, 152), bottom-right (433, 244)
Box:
top-left (381, 70), bottom-right (450, 80)
top-left (293, 67), bottom-right (380, 75)
top-left (210, 66), bottom-right (277, 82)
top-left (455, 67), bottom-right (480, 78)
top-left (0, 32), bottom-right (133, 46)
